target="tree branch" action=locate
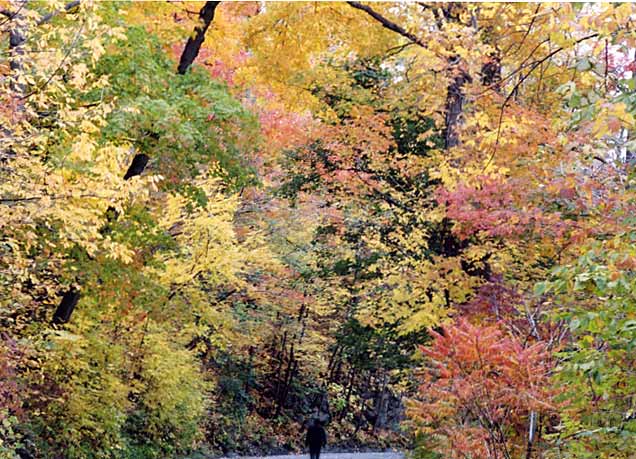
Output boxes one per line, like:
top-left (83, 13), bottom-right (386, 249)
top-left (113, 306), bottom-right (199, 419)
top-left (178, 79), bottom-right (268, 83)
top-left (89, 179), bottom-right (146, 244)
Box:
top-left (0, 192), bottom-right (110, 203)
top-left (347, 2), bottom-right (426, 48)
top-left (20, 19), bottom-right (85, 100)
top-left (482, 33), bottom-right (600, 171)
top-left (177, 1), bottom-right (220, 74)
top-left (38, 0), bottom-right (80, 25)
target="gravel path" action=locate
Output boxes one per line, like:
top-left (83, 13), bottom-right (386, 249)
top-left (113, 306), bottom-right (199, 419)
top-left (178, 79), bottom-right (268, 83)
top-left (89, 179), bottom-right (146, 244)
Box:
top-left (223, 452), bottom-right (405, 459)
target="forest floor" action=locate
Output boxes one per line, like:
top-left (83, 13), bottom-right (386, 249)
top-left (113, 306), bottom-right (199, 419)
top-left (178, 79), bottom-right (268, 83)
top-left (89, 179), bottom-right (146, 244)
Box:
top-left (221, 452), bottom-right (405, 459)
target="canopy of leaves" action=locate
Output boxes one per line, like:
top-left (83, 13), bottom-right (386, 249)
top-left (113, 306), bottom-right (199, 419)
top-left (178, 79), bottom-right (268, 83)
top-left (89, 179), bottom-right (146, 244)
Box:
top-left (2, 2), bottom-right (636, 459)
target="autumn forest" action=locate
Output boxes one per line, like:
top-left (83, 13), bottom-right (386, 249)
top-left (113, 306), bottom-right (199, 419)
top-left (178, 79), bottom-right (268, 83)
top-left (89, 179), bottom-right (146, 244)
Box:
top-left (1, 2), bottom-right (636, 458)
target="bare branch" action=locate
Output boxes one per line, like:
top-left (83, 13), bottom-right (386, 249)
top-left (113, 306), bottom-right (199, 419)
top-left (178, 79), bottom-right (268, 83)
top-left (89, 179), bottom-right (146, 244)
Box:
top-left (0, 192), bottom-right (112, 204)
top-left (347, 1), bottom-right (426, 48)
top-left (482, 33), bottom-right (600, 171)
top-left (20, 19), bottom-right (85, 100)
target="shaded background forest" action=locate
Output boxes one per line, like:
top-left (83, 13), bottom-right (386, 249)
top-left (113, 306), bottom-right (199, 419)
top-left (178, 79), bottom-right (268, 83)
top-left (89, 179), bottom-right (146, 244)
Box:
top-left (2, 2), bottom-right (636, 459)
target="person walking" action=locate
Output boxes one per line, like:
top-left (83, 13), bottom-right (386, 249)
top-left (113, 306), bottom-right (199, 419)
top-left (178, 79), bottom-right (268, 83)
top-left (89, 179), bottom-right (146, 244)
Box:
top-left (305, 418), bottom-right (327, 459)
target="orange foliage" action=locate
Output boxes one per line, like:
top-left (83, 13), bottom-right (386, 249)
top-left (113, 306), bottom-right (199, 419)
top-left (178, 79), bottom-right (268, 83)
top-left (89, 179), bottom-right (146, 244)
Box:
top-left (410, 319), bottom-right (557, 459)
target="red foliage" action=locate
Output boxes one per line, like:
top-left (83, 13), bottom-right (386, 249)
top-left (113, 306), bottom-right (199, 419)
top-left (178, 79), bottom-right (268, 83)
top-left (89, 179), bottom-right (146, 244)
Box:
top-left (286, 112), bottom-right (395, 200)
top-left (436, 176), bottom-right (574, 241)
top-left (458, 276), bottom-right (521, 321)
top-left (411, 319), bottom-right (557, 459)
top-left (251, 104), bottom-right (313, 153)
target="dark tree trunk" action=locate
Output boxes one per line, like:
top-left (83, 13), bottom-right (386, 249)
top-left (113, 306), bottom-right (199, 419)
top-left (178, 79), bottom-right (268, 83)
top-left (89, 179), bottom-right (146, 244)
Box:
top-left (9, 19), bottom-right (26, 73)
top-left (276, 342), bottom-right (297, 416)
top-left (123, 153), bottom-right (149, 180)
top-left (103, 153), bottom-right (150, 227)
top-left (339, 367), bottom-right (355, 419)
top-left (177, 1), bottom-right (220, 75)
top-left (244, 345), bottom-right (255, 393)
top-left (52, 287), bottom-right (80, 324)
top-left (326, 345), bottom-right (341, 383)
top-left (281, 359), bottom-right (298, 413)
top-left (37, 0), bottom-right (80, 25)
top-left (481, 53), bottom-right (501, 89)
top-left (346, 2), bottom-right (472, 150)
top-left (272, 331), bottom-right (287, 410)
top-left (443, 60), bottom-right (472, 149)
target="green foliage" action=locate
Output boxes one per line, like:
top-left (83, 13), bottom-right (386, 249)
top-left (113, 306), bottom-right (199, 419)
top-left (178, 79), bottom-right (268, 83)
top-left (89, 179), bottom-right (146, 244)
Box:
top-left (0, 412), bottom-right (23, 459)
top-left (9, 2), bottom-right (636, 458)
top-left (542, 237), bottom-right (636, 457)
top-left (409, 432), bottom-right (442, 459)
top-left (334, 318), bottom-right (426, 374)
top-left (97, 25), bottom-right (259, 190)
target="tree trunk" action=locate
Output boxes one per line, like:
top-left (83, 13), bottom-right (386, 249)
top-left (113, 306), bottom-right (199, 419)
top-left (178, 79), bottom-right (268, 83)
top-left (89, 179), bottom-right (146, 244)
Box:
top-left (340, 367), bottom-right (355, 420)
top-left (177, 1), bottom-right (220, 74)
top-left (345, 2), bottom-right (472, 150)
top-left (52, 287), bottom-right (80, 324)
top-left (123, 153), bottom-right (149, 180)
top-left (525, 410), bottom-right (536, 459)
top-left (372, 371), bottom-right (389, 432)
top-left (443, 59), bottom-right (472, 149)
top-left (276, 341), bottom-right (297, 416)
top-left (272, 331), bottom-right (287, 410)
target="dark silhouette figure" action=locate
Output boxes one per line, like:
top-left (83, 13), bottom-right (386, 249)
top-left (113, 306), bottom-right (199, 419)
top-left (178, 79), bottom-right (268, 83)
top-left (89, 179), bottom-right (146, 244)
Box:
top-left (305, 419), bottom-right (327, 459)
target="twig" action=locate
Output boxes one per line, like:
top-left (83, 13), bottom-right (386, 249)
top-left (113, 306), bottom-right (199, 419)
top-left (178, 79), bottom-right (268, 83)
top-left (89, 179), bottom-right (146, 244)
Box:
top-left (20, 19), bottom-right (85, 100)
top-left (1, 191), bottom-right (112, 203)
top-left (347, 1), bottom-right (427, 48)
top-left (482, 33), bottom-right (600, 172)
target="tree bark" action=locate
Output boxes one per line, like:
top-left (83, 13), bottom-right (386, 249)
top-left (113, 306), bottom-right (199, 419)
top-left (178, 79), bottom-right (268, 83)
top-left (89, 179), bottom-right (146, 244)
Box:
top-left (340, 367), bottom-right (355, 419)
top-left (52, 287), bottom-right (80, 324)
top-left (177, 1), bottom-right (220, 74)
top-left (443, 60), bottom-right (472, 149)
top-left (123, 153), bottom-right (149, 180)
top-left (525, 410), bottom-right (536, 459)
top-left (276, 341), bottom-right (297, 416)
